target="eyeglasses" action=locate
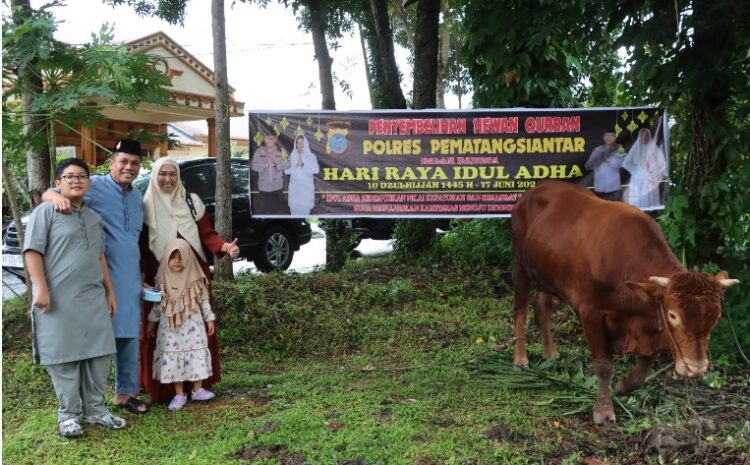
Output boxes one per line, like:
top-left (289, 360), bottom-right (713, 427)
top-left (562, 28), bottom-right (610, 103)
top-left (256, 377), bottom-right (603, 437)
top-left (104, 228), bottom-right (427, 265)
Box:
top-left (59, 174), bottom-right (90, 183)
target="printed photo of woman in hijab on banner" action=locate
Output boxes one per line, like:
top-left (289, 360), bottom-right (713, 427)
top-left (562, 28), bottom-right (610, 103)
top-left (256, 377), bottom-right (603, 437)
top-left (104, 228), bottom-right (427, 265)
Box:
top-left (248, 108), bottom-right (669, 218)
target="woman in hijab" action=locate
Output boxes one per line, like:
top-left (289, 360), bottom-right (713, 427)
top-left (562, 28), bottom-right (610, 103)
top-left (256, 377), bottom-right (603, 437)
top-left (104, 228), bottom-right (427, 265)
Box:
top-left (623, 128), bottom-right (667, 209)
top-left (285, 135), bottom-right (320, 216)
top-left (139, 157), bottom-right (239, 404)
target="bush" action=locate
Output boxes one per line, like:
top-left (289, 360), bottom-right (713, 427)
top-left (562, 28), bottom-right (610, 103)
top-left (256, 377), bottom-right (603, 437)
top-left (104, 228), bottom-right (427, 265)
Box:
top-left (212, 261), bottom-right (507, 358)
top-left (440, 218), bottom-right (513, 271)
top-left (392, 219), bottom-right (440, 257)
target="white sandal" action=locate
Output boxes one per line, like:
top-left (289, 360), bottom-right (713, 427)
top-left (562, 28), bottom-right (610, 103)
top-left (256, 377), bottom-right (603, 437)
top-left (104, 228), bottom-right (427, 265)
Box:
top-left (84, 412), bottom-right (126, 429)
top-left (58, 418), bottom-right (84, 437)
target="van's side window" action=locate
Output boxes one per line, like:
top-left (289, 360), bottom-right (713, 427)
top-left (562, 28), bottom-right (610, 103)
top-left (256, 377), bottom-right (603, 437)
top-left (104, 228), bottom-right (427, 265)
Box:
top-left (231, 163), bottom-right (250, 195)
top-left (181, 165), bottom-right (214, 201)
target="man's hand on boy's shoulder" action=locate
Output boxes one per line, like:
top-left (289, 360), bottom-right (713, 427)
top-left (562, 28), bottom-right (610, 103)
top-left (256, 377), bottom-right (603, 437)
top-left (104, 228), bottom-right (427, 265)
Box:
top-left (43, 189), bottom-right (72, 214)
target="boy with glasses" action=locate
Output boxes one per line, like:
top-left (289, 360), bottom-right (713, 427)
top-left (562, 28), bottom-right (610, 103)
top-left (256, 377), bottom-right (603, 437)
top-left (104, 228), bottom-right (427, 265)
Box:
top-left (43, 139), bottom-right (149, 415)
top-left (25, 158), bottom-right (125, 437)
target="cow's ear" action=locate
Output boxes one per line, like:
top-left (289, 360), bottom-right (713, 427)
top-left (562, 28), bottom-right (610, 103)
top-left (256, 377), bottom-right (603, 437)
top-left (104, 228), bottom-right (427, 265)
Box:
top-left (626, 281), bottom-right (663, 303)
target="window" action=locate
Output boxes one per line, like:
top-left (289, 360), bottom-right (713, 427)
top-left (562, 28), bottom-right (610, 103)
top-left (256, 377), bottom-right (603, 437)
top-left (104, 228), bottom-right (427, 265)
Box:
top-left (230, 162), bottom-right (250, 195)
top-left (181, 164), bottom-right (214, 201)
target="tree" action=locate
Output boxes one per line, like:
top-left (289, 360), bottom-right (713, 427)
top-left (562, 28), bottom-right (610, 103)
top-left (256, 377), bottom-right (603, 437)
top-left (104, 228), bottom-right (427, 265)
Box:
top-left (393, 0), bottom-right (440, 255)
top-left (211, 0), bottom-right (235, 280)
top-left (612, 0), bottom-right (750, 361)
top-left (102, 0), bottom-right (189, 24)
top-left (305, 0), bottom-right (337, 110)
top-left (360, 0), bottom-right (407, 108)
top-left (459, 0), bottom-right (612, 108)
top-left (3, 6), bottom-right (173, 182)
top-left (8, 0), bottom-right (50, 206)
top-left (410, 0), bottom-right (439, 109)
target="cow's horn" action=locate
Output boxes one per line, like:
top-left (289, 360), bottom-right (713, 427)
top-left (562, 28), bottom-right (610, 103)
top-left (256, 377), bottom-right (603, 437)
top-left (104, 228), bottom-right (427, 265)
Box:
top-left (718, 279), bottom-right (740, 288)
top-left (649, 276), bottom-right (670, 287)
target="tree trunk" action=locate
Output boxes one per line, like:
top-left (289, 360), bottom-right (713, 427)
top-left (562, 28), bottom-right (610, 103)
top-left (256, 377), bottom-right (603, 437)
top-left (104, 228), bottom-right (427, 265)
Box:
top-left (365, 0), bottom-right (406, 108)
top-left (306, 0), bottom-right (336, 110)
top-left (400, 0), bottom-right (441, 251)
top-left (211, 0), bottom-right (234, 280)
top-left (301, 0), bottom-right (350, 271)
top-left (435, 0), bottom-right (450, 108)
top-left (358, 23), bottom-right (375, 107)
top-left (12, 0), bottom-right (49, 206)
top-left (412, 0), bottom-right (440, 109)
top-left (1, 157), bottom-right (31, 304)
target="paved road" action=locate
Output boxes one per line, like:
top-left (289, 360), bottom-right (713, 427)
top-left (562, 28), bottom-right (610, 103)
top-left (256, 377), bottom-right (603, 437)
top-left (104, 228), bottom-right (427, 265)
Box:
top-left (2, 224), bottom-right (393, 301)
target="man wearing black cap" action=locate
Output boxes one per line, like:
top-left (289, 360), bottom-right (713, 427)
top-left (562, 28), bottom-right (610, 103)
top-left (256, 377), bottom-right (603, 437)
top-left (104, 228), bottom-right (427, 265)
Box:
top-left (44, 139), bottom-right (149, 415)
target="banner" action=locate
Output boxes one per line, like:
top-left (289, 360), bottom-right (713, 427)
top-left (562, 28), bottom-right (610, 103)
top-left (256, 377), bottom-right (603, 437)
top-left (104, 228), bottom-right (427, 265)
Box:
top-left (248, 108), bottom-right (668, 218)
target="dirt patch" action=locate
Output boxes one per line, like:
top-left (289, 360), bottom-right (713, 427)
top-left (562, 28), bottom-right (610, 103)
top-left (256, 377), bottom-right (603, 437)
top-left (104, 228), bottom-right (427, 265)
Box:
top-left (339, 460), bottom-right (369, 465)
top-left (223, 386), bottom-right (272, 407)
top-left (280, 453), bottom-right (308, 465)
top-left (257, 422), bottom-right (278, 433)
top-left (234, 444), bottom-right (308, 465)
top-left (483, 422), bottom-right (518, 442)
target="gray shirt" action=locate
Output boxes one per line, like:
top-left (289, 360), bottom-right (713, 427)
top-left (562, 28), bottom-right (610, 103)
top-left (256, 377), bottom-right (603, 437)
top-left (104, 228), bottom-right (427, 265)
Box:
top-left (23, 202), bottom-right (116, 365)
top-left (585, 145), bottom-right (624, 194)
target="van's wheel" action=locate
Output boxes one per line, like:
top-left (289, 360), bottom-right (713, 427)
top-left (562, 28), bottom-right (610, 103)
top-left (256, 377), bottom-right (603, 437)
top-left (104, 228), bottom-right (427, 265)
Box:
top-left (255, 226), bottom-right (294, 272)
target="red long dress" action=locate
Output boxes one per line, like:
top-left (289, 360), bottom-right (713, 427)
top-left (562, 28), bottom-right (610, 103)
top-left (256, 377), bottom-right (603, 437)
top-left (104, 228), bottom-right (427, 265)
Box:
top-left (138, 214), bottom-right (225, 403)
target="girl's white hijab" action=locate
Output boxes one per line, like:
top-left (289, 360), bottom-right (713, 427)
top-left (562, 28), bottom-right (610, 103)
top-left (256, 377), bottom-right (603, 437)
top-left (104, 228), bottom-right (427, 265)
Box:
top-left (143, 157), bottom-right (207, 262)
top-left (286, 135), bottom-right (313, 174)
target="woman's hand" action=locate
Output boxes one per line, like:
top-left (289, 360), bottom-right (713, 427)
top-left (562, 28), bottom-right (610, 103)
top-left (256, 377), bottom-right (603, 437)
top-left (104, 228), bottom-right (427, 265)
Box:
top-left (147, 321), bottom-right (158, 338)
top-left (221, 238), bottom-right (240, 259)
top-left (206, 321), bottom-right (215, 336)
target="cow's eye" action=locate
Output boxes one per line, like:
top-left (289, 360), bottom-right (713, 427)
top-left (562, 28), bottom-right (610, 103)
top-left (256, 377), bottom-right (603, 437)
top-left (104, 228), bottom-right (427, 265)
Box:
top-left (668, 311), bottom-right (680, 323)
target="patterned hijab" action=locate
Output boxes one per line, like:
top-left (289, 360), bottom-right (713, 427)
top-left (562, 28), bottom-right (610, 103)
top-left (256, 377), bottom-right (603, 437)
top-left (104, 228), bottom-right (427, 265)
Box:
top-left (155, 238), bottom-right (209, 330)
top-left (143, 157), bottom-right (207, 261)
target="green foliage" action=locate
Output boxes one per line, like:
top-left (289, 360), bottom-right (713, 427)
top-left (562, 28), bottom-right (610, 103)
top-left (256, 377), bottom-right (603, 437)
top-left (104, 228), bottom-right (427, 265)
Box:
top-left (440, 219), bottom-right (513, 272)
top-left (3, 6), bottom-right (173, 182)
top-left (459, 0), bottom-right (616, 107)
top-left (213, 259), bottom-right (506, 357)
top-left (615, 0), bottom-right (750, 365)
top-left (392, 219), bottom-right (440, 257)
top-left (101, 0), bottom-right (189, 25)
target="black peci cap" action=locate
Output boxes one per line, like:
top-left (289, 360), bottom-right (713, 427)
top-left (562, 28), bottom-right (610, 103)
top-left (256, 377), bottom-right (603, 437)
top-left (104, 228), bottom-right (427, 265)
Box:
top-left (112, 139), bottom-right (142, 157)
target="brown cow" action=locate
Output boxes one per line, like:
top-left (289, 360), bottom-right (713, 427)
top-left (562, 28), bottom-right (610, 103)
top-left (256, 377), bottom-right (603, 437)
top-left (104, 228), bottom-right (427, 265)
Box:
top-left (511, 181), bottom-right (739, 424)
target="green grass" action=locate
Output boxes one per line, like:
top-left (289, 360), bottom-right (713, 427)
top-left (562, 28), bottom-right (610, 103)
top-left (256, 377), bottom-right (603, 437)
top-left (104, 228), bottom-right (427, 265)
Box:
top-left (3, 257), bottom-right (749, 465)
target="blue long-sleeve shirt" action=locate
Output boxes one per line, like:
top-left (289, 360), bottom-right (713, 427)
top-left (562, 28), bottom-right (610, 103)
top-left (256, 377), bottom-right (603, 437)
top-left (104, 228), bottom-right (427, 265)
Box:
top-left (84, 174), bottom-right (143, 338)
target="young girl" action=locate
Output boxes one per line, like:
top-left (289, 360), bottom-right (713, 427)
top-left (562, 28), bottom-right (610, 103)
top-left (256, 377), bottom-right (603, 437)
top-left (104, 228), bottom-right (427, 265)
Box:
top-left (147, 238), bottom-right (216, 410)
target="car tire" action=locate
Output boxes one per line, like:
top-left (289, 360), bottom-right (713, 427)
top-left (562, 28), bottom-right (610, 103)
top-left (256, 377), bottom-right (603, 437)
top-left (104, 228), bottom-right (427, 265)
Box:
top-left (254, 226), bottom-right (294, 272)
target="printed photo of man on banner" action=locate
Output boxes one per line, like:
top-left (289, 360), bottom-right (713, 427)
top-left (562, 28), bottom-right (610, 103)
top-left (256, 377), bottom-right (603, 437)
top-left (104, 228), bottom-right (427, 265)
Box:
top-left (248, 108), bottom-right (668, 218)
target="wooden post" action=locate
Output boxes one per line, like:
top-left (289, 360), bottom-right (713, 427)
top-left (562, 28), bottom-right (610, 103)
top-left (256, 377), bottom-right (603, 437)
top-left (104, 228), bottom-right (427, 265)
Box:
top-left (81, 126), bottom-right (96, 166)
top-left (159, 123), bottom-right (168, 157)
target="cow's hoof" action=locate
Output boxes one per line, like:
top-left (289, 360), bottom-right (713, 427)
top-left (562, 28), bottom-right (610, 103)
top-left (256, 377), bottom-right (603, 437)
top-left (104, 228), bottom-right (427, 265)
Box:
top-left (614, 379), bottom-right (640, 396)
top-left (543, 350), bottom-right (560, 361)
top-left (512, 358), bottom-right (529, 369)
top-left (593, 408), bottom-right (616, 425)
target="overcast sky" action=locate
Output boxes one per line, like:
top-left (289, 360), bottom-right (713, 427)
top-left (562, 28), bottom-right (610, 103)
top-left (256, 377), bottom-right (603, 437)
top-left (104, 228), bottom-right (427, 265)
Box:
top-left (44, 1), bottom-right (375, 108)
top-left (19, 1), bottom-right (463, 136)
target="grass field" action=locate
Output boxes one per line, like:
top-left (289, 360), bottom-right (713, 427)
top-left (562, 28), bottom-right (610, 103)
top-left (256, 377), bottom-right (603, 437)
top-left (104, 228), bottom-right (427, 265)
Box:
top-left (3, 258), bottom-right (748, 464)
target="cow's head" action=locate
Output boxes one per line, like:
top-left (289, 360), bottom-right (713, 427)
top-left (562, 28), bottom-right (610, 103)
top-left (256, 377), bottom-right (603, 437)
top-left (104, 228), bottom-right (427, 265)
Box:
top-left (627, 271), bottom-right (739, 378)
